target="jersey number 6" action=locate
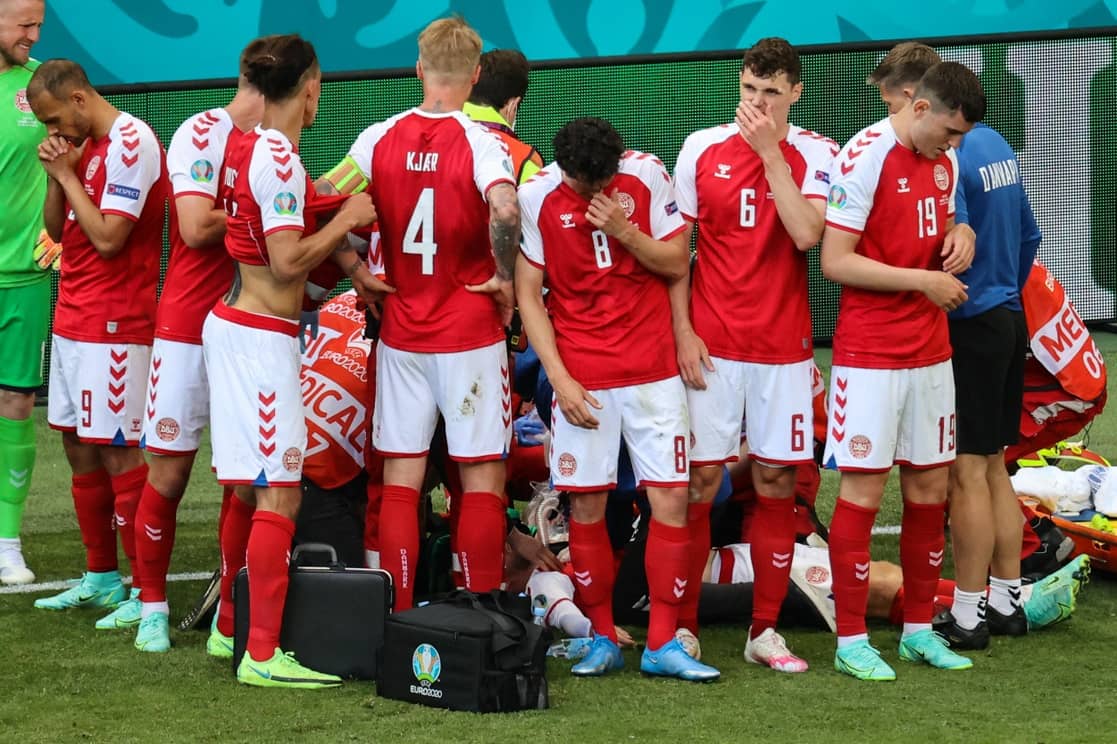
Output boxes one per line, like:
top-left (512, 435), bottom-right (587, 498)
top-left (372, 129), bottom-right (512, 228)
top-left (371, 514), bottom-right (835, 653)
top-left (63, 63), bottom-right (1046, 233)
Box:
top-left (739, 188), bottom-right (756, 228)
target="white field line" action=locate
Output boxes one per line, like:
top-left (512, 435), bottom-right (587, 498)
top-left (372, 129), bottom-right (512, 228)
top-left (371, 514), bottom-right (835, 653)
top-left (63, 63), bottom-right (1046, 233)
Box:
top-left (0, 570), bottom-right (212, 595)
top-left (872, 525), bottom-right (902, 535)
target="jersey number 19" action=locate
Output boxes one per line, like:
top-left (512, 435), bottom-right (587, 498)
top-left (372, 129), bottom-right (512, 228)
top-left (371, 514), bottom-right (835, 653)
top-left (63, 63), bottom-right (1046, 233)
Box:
top-left (916, 196), bottom-right (938, 239)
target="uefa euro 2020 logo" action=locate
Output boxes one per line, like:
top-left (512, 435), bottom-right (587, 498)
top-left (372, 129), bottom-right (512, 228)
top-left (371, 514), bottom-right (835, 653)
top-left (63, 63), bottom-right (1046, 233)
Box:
top-left (412, 643), bottom-right (441, 683)
top-left (190, 159), bottom-right (214, 184)
top-left (274, 192), bottom-right (298, 216)
top-left (410, 643), bottom-right (444, 699)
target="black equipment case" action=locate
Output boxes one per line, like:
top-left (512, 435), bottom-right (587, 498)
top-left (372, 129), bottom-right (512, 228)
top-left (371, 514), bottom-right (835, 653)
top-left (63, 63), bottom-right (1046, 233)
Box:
top-left (377, 590), bottom-right (550, 712)
top-left (233, 542), bottom-right (392, 679)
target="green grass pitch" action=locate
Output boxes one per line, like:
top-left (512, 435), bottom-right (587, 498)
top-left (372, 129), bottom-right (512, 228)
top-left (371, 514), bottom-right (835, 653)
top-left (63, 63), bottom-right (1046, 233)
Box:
top-left (3, 335), bottom-right (1117, 742)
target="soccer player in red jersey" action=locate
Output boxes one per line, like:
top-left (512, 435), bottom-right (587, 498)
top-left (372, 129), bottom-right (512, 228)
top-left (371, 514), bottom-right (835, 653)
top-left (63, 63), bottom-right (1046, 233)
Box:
top-left (28, 60), bottom-right (167, 630)
top-left (517, 117), bottom-right (719, 682)
top-left (321, 17), bottom-right (520, 611)
top-left (671, 38), bottom-right (836, 672)
top-left (820, 62), bottom-right (984, 680)
top-left (202, 34), bottom-right (376, 688)
top-left (130, 40), bottom-right (265, 656)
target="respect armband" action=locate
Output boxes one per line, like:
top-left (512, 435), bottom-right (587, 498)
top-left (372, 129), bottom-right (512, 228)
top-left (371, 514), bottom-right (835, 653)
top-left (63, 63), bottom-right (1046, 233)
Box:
top-left (323, 156), bottom-right (369, 194)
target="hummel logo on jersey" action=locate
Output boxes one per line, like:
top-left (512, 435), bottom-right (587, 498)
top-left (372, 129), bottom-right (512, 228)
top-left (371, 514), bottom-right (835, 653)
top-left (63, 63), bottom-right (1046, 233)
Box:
top-left (560, 213), bottom-right (576, 229)
top-left (713, 163), bottom-right (732, 179)
top-left (897, 177), bottom-right (910, 193)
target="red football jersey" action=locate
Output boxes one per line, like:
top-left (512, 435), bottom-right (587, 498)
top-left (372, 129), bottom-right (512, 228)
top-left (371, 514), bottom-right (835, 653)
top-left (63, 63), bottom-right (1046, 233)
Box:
top-left (825, 118), bottom-right (958, 369)
top-left (158, 108), bottom-right (239, 344)
top-left (54, 112), bottom-right (166, 345)
top-left (346, 109), bottom-right (515, 353)
top-left (674, 124), bottom-right (836, 363)
top-left (223, 126), bottom-right (311, 267)
top-left (519, 151), bottom-right (686, 390)
top-left (300, 290), bottom-right (372, 490)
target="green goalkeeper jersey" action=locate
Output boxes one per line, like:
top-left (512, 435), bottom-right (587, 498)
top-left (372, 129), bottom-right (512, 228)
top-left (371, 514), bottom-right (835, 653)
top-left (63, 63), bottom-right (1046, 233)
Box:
top-left (0, 59), bottom-right (46, 287)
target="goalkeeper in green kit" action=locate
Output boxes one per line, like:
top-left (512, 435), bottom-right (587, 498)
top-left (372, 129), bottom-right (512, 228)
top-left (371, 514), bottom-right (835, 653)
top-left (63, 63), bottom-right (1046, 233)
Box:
top-left (0, 0), bottom-right (47, 584)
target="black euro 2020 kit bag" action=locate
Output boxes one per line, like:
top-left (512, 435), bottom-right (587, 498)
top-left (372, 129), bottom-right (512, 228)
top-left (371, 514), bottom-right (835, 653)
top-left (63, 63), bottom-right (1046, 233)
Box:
top-left (233, 542), bottom-right (392, 680)
top-left (377, 590), bottom-right (550, 712)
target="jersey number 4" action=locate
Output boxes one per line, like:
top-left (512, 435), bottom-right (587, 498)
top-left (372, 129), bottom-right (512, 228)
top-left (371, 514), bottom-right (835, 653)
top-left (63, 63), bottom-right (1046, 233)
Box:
top-left (404, 187), bottom-right (438, 275)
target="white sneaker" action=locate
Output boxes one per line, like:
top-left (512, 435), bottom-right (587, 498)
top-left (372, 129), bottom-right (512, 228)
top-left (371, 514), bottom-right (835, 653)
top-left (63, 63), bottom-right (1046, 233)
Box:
top-left (0, 542), bottom-right (35, 585)
top-left (675, 628), bottom-right (702, 660)
top-left (744, 627), bottom-right (808, 673)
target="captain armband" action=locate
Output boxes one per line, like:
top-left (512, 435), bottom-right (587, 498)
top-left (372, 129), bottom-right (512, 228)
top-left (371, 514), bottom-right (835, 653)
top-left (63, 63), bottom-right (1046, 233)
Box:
top-left (323, 156), bottom-right (369, 194)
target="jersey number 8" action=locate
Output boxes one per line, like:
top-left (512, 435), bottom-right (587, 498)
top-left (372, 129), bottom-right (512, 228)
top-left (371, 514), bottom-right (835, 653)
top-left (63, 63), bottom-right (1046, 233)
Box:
top-left (591, 229), bottom-right (613, 269)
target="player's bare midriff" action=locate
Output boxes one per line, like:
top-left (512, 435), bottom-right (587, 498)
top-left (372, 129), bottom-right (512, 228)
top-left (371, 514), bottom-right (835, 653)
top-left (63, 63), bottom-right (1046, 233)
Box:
top-left (228, 262), bottom-right (305, 320)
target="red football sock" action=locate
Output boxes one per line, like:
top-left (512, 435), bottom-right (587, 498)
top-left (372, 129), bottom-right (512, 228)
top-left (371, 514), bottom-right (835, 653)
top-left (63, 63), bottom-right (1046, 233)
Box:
top-left (217, 485), bottom-right (234, 543)
top-left (934, 577), bottom-right (958, 617)
top-left (889, 578), bottom-right (958, 626)
top-left (457, 491), bottom-right (506, 592)
top-left (679, 501), bottom-right (712, 635)
top-left (364, 482), bottom-right (382, 555)
top-left (379, 485), bottom-right (420, 610)
top-left (569, 518), bottom-right (617, 642)
top-left (217, 494), bottom-right (254, 637)
top-left (645, 519), bottom-right (690, 650)
top-left (245, 509), bottom-right (295, 662)
top-left (888, 586), bottom-right (905, 626)
top-left (900, 499), bottom-right (948, 626)
top-left (828, 498), bottom-right (877, 638)
top-left (72, 469), bottom-right (117, 573)
top-left (134, 482), bottom-right (181, 603)
top-left (749, 494), bottom-right (796, 639)
top-left (446, 482), bottom-right (464, 588)
top-left (110, 464), bottom-right (148, 589)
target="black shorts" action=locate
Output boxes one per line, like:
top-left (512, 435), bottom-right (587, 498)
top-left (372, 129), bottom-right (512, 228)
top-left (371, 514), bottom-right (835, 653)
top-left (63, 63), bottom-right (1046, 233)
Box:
top-left (949, 306), bottom-right (1028, 455)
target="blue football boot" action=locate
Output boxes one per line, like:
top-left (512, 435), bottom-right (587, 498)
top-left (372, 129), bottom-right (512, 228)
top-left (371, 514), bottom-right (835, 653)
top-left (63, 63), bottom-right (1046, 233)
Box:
top-left (570, 634), bottom-right (624, 677)
top-left (640, 638), bottom-right (720, 682)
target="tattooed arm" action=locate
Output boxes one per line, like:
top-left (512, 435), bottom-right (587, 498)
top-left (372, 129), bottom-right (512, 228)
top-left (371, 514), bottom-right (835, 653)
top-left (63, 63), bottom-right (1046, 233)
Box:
top-left (488, 182), bottom-right (521, 280)
top-left (465, 182), bottom-right (521, 325)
